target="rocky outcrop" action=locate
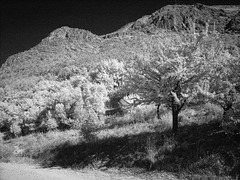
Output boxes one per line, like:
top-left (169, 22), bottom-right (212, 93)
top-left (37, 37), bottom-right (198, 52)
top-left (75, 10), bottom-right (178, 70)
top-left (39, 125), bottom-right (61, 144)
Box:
top-left (43, 26), bottom-right (102, 44)
top-left (225, 12), bottom-right (240, 33)
top-left (130, 3), bottom-right (240, 34)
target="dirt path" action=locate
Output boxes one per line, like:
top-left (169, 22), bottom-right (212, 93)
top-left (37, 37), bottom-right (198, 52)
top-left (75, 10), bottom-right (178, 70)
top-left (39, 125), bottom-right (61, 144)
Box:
top-left (0, 163), bottom-right (143, 180)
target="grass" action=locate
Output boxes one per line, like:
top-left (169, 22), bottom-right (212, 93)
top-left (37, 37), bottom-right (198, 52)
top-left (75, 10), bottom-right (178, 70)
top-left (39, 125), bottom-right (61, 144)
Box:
top-left (0, 140), bottom-right (14, 162)
top-left (0, 104), bottom-right (240, 180)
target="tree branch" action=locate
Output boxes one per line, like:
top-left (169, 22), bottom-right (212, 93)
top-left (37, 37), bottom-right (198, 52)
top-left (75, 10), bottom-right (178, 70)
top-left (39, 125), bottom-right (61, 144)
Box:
top-left (178, 99), bottom-right (186, 112)
top-left (171, 91), bottom-right (181, 105)
top-left (196, 84), bottom-right (216, 99)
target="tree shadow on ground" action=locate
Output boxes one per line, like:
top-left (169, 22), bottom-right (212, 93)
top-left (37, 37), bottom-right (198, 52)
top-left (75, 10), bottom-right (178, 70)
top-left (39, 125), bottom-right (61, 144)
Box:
top-left (38, 121), bottom-right (240, 179)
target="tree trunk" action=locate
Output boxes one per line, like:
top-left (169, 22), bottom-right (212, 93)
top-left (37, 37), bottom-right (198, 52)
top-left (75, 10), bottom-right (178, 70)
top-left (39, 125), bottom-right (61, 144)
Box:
top-left (172, 105), bottom-right (179, 135)
top-left (171, 82), bottom-right (183, 135)
top-left (171, 95), bottom-right (178, 134)
top-left (157, 103), bottom-right (161, 119)
top-left (223, 102), bottom-right (232, 116)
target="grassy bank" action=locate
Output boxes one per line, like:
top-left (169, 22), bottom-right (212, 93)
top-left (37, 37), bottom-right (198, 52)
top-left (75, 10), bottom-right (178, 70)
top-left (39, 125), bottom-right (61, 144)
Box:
top-left (0, 106), bottom-right (239, 180)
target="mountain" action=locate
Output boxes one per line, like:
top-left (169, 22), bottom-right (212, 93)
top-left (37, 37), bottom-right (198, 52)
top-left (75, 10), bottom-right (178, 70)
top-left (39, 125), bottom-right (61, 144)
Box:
top-left (1, 3), bottom-right (239, 86)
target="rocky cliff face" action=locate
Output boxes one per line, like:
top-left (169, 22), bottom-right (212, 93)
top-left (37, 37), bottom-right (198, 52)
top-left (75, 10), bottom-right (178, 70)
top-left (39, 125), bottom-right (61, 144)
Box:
top-left (0, 3), bottom-right (239, 85)
top-left (130, 3), bottom-right (240, 34)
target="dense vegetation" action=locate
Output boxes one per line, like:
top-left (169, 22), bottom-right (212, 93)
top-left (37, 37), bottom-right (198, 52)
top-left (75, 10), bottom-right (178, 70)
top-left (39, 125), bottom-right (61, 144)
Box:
top-left (0, 3), bottom-right (240, 180)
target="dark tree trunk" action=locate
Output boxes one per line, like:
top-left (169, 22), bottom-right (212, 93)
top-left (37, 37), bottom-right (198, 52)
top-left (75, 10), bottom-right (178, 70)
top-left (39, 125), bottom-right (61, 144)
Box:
top-left (171, 81), bottom-right (185, 135)
top-left (172, 104), bottom-right (179, 135)
top-left (223, 102), bottom-right (232, 116)
top-left (171, 95), bottom-right (184, 135)
top-left (157, 103), bottom-right (161, 119)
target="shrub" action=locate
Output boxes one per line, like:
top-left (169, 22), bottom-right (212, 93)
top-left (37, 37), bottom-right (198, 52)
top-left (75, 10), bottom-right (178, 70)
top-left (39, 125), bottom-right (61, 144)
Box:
top-left (10, 122), bottom-right (22, 137)
top-left (80, 121), bottom-right (97, 142)
top-left (151, 112), bottom-right (172, 133)
top-left (145, 135), bottom-right (158, 169)
top-left (178, 108), bottom-right (199, 125)
top-left (78, 109), bottom-right (100, 142)
top-left (45, 117), bottom-right (58, 131)
top-left (204, 103), bottom-right (223, 121)
top-left (125, 104), bottom-right (156, 123)
top-left (0, 132), bottom-right (3, 143)
top-left (0, 141), bottom-right (14, 162)
top-left (222, 101), bottom-right (240, 136)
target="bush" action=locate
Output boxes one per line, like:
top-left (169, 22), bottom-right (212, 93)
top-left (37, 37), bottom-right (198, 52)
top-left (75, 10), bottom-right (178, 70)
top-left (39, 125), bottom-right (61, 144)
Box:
top-left (10, 122), bottom-right (22, 137)
top-left (78, 109), bottom-right (101, 142)
top-left (204, 103), bottom-right (223, 121)
top-left (153, 112), bottom-right (172, 132)
top-left (178, 108), bottom-right (197, 125)
top-left (7, 130), bottom-right (79, 161)
top-left (222, 101), bottom-right (240, 136)
top-left (46, 117), bottom-right (58, 131)
top-left (80, 121), bottom-right (97, 142)
top-left (0, 141), bottom-right (14, 162)
top-left (125, 104), bottom-right (156, 123)
top-left (145, 135), bottom-right (159, 169)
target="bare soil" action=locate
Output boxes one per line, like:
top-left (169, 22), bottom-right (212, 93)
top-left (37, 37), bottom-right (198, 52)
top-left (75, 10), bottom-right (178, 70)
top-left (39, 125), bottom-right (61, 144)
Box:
top-left (0, 162), bottom-right (178, 180)
top-left (0, 162), bottom-right (142, 180)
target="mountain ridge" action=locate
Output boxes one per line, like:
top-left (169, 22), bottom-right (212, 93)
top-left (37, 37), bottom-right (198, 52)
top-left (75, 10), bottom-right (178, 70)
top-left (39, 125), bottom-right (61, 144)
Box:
top-left (0, 3), bottom-right (239, 83)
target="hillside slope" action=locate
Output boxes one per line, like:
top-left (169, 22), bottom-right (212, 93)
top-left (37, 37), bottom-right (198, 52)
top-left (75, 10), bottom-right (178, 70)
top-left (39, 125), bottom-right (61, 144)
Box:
top-left (0, 3), bottom-right (239, 84)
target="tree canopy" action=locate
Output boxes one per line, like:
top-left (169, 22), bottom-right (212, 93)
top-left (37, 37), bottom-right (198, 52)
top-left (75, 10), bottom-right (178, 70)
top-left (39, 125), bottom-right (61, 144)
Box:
top-left (124, 32), bottom-right (239, 133)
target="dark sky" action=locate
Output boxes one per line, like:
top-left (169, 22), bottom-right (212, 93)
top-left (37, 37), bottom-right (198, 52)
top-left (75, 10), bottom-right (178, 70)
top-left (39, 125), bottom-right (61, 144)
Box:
top-left (0, 0), bottom-right (239, 67)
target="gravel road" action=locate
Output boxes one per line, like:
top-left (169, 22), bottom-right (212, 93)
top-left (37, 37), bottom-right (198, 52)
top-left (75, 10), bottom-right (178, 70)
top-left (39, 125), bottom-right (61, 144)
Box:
top-left (0, 163), bottom-right (143, 180)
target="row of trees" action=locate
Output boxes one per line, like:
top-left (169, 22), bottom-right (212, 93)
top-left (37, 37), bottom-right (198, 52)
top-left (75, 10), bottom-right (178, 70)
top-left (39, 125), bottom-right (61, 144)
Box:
top-left (0, 57), bottom-right (127, 136)
top-left (0, 70), bottom-right (109, 136)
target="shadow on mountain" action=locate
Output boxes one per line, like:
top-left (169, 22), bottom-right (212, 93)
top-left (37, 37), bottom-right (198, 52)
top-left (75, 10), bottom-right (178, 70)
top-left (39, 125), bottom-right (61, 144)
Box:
top-left (38, 121), bottom-right (240, 178)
